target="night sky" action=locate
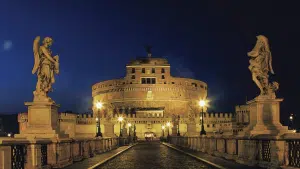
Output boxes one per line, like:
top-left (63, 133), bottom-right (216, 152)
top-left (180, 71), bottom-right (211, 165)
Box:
top-left (0, 1), bottom-right (299, 125)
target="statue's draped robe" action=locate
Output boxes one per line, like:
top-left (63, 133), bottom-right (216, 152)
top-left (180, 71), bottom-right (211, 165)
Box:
top-left (37, 47), bottom-right (56, 93)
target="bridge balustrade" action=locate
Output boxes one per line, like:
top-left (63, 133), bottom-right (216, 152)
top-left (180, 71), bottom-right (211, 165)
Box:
top-left (0, 136), bottom-right (123, 169)
top-left (168, 134), bottom-right (300, 169)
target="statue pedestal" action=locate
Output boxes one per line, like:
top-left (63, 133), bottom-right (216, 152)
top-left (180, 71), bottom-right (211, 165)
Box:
top-left (240, 96), bottom-right (292, 136)
top-left (15, 101), bottom-right (68, 139)
top-left (104, 122), bottom-right (116, 138)
top-left (186, 123), bottom-right (198, 136)
top-left (122, 128), bottom-right (128, 137)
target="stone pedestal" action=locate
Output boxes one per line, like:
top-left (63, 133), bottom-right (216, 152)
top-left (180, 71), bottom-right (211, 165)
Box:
top-left (15, 101), bottom-right (68, 139)
top-left (171, 126), bottom-right (177, 136)
top-left (104, 122), bottom-right (116, 137)
top-left (122, 127), bottom-right (128, 137)
top-left (186, 123), bottom-right (198, 136)
top-left (240, 96), bottom-right (292, 136)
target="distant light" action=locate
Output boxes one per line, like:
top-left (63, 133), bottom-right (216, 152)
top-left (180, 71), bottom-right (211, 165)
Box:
top-left (7, 133), bottom-right (11, 137)
top-left (290, 115), bottom-right (293, 121)
top-left (118, 116), bottom-right (124, 122)
top-left (128, 123), bottom-right (132, 127)
top-left (96, 102), bottom-right (103, 109)
top-left (96, 117), bottom-right (99, 121)
top-left (199, 100), bottom-right (206, 107)
top-left (166, 122), bottom-right (171, 127)
top-left (293, 130), bottom-right (297, 133)
top-left (162, 125), bottom-right (165, 130)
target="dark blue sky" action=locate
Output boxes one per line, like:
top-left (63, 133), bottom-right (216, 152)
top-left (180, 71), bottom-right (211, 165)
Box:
top-left (0, 1), bottom-right (299, 123)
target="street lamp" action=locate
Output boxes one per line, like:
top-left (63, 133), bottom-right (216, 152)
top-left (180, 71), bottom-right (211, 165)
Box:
top-left (199, 99), bottom-right (207, 135)
top-left (162, 125), bottom-right (165, 137)
top-left (118, 116), bottom-right (124, 137)
top-left (128, 123), bottom-right (132, 136)
top-left (95, 101), bottom-right (103, 137)
top-left (177, 115), bottom-right (180, 136)
top-left (166, 122), bottom-right (171, 137)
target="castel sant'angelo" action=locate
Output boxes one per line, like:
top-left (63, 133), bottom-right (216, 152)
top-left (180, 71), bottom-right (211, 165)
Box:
top-left (19, 49), bottom-right (242, 139)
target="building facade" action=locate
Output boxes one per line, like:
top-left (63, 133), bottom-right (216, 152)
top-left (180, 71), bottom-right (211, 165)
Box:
top-left (18, 53), bottom-right (238, 138)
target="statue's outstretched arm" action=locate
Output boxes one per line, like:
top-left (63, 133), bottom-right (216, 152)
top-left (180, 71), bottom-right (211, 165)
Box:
top-left (40, 46), bottom-right (56, 63)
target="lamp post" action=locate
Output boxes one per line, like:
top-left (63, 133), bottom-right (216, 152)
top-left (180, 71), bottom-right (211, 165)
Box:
top-left (95, 101), bottom-right (103, 137)
top-left (118, 116), bottom-right (124, 137)
top-left (162, 125), bottom-right (165, 137)
top-left (199, 100), bottom-right (207, 135)
top-left (177, 115), bottom-right (180, 136)
top-left (128, 123), bottom-right (132, 136)
top-left (166, 122), bottom-right (171, 137)
top-left (133, 124), bottom-right (136, 142)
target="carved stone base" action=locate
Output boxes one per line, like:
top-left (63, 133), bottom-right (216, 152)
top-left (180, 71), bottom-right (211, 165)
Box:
top-left (15, 101), bottom-right (68, 139)
top-left (104, 122), bottom-right (116, 138)
top-left (239, 97), bottom-right (292, 137)
top-left (186, 123), bottom-right (198, 136)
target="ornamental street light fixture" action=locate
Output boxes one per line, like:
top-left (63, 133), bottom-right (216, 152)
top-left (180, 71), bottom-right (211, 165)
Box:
top-left (166, 122), bottom-right (171, 137)
top-left (162, 125), bottom-right (165, 137)
top-left (177, 115), bottom-right (180, 136)
top-left (199, 99), bottom-right (207, 135)
top-left (128, 123), bottom-right (132, 136)
top-left (95, 101), bottom-right (103, 137)
top-left (118, 116), bottom-right (124, 137)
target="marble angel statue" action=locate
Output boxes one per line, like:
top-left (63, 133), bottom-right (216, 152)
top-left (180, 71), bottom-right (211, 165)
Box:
top-left (247, 35), bottom-right (279, 97)
top-left (32, 36), bottom-right (59, 102)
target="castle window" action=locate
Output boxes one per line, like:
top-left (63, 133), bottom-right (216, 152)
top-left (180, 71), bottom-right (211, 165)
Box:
top-left (207, 124), bottom-right (210, 128)
top-left (142, 68), bottom-right (145, 73)
top-left (152, 68), bottom-right (155, 73)
top-left (172, 82), bottom-right (175, 84)
top-left (212, 124), bottom-right (215, 127)
top-left (132, 68), bottom-right (135, 73)
top-left (192, 83), bottom-right (197, 87)
top-left (200, 85), bottom-right (204, 88)
top-left (161, 68), bottom-right (165, 73)
top-left (146, 78), bottom-right (151, 84)
top-left (131, 75), bottom-right (135, 79)
top-left (142, 78), bottom-right (146, 84)
top-left (164, 82), bottom-right (167, 84)
top-left (162, 75), bottom-right (165, 79)
top-left (151, 78), bottom-right (156, 84)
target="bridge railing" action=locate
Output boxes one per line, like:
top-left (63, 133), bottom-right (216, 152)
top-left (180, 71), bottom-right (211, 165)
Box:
top-left (168, 134), bottom-right (300, 169)
top-left (0, 137), bottom-right (121, 169)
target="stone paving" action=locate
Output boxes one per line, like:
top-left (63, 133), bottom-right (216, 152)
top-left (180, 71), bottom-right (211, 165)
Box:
top-left (97, 141), bottom-right (216, 169)
top-left (163, 143), bottom-right (263, 169)
top-left (63, 145), bottom-right (132, 169)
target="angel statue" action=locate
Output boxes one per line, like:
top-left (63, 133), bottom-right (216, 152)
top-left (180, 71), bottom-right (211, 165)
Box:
top-left (32, 36), bottom-right (59, 102)
top-left (247, 35), bottom-right (279, 98)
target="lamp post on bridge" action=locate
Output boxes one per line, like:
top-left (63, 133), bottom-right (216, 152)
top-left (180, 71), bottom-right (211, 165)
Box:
top-left (177, 115), bottom-right (180, 136)
top-left (118, 116), bottom-right (124, 137)
top-left (199, 99), bottom-right (207, 135)
top-left (95, 101), bottom-right (103, 137)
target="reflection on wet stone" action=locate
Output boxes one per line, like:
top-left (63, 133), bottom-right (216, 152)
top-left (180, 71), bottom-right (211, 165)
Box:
top-left (98, 142), bottom-right (216, 169)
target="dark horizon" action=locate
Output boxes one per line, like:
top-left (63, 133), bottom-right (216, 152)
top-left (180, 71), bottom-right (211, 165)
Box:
top-left (1, 1), bottom-right (299, 126)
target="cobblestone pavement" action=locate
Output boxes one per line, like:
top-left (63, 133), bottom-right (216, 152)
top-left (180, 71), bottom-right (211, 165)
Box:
top-left (163, 143), bottom-right (263, 169)
top-left (97, 142), bottom-right (216, 169)
top-left (63, 146), bottom-right (131, 169)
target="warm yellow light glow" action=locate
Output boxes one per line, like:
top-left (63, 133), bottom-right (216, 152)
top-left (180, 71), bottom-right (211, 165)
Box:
top-left (293, 130), bottom-right (297, 133)
top-left (128, 123), bottom-right (132, 127)
top-left (118, 116), bottom-right (124, 122)
top-left (7, 133), bottom-right (11, 137)
top-left (166, 122), bottom-right (171, 127)
top-left (162, 125), bottom-right (165, 130)
top-left (96, 117), bottom-right (99, 121)
top-left (199, 100), bottom-right (206, 107)
top-left (200, 116), bottom-right (203, 120)
top-left (290, 115), bottom-right (293, 120)
top-left (96, 102), bottom-right (103, 109)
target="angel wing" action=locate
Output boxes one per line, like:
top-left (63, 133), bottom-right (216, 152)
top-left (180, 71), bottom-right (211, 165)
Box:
top-left (268, 52), bottom-right (275, 74)
top-left (32, 36), bottom-right (40, 74)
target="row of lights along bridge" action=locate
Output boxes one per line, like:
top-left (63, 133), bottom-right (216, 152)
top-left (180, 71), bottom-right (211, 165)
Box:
top-left (93, 99), bottom-right (208, 138)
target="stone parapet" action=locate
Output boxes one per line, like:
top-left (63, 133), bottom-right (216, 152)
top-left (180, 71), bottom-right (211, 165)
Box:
top-left (168, 135), bottom-right (300, 169)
